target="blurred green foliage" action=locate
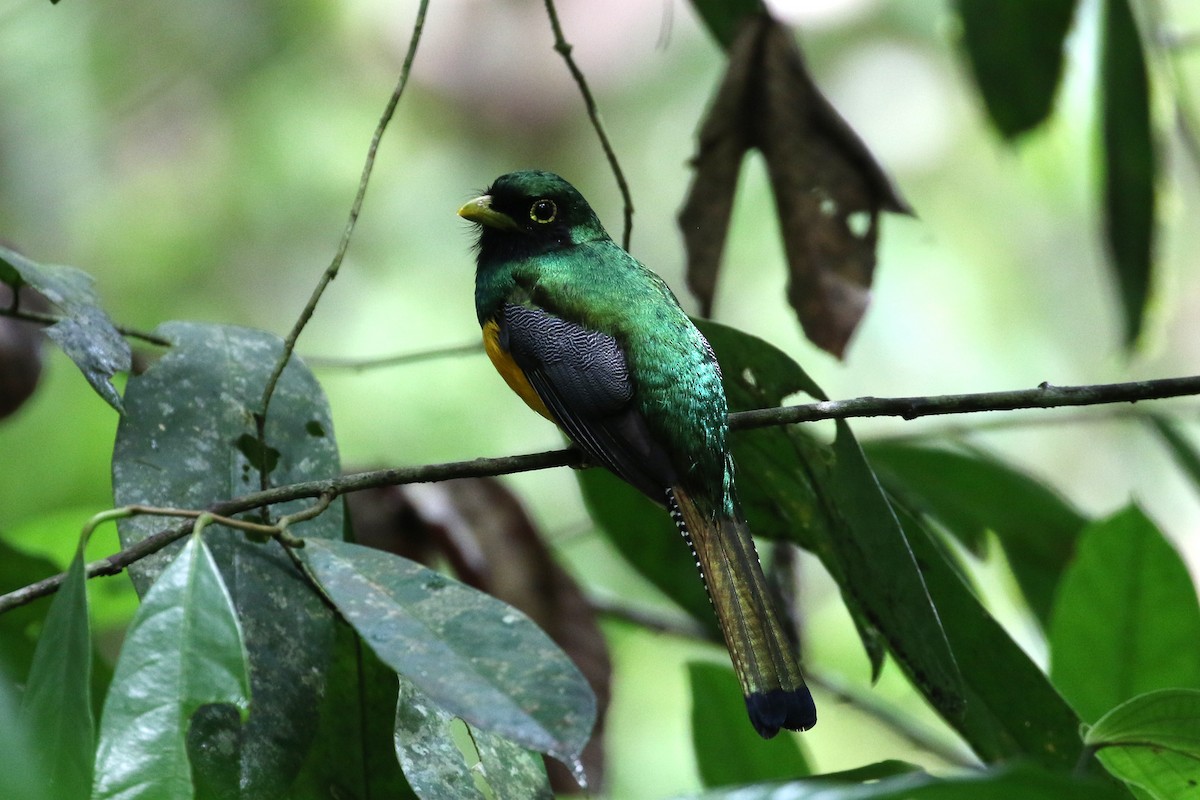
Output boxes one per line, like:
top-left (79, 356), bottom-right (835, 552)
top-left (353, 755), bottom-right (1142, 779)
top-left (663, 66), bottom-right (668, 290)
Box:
top-left (3, 1), bottom-right (1200, 798)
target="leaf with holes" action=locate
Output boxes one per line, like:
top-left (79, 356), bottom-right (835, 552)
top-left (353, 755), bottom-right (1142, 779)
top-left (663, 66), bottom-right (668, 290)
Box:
top-left (680, 14), bottom-right (908, 357)
top-left (394, 673), bottom-right (552, 800)
top-left (297, 538), bottom-right (595, 771)
top-left (112, 321), bottom-right (340, 795)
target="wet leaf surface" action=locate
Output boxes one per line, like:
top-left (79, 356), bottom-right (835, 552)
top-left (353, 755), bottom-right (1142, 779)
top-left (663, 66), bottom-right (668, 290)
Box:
top-left (298, 538), bottom-right (596, 770)
top-left (92, 534), bottom-right (250, 800)
top-left (394, 674), bottom-right (552, 800)
top-left (0, 244), bottom-right (129, 411)
top-left (347, 477), bottom-right (611, 792)
top-left (112, 322), bottom-right (340, 798)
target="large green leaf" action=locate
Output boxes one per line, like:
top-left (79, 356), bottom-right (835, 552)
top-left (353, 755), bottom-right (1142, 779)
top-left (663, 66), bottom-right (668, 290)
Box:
top-left (678, 763), bottom-right (1129, 800)
top-left (1100, 0), bottom-right (1156, 346)
top-left (689, 661), bottom-right (809, 788)
top-left (578, 320), bottom-right (1081, 764)
top-left (895, 505), bottom-right (1083, 769)
top-left (112, 321), bottom-right (340, 796)
top-left (0, 244), bottom-right (130, 411)
top-left (1049, 506), bottom-right (1200, 723)
top-left (866, 443), bottom-right (1087, 625)
top-left (825, 424), bottom-right (966, 716)
top-left (698, 322), bottom-right (1081, 766)
top-left (394, 673), bottom-right (552, 800)
top-left (1085, 689), bottom-right (1200, 799)
top-left (296, 538), bottom-right (595, 770)
top-left (953, 0), bottom-right (1078, 138)
top-left (700, 321), bottom-right (963, 716)
top-left (20, 543), bottom-right (94, 800)
top-left (92, 533), bottom-right (251, 800)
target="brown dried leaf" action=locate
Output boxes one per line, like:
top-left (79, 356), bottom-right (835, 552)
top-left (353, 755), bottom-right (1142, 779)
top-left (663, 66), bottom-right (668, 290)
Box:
top-left (345, 477), bottom-right (610, 794)
top-left (0, 286), bottom-right (47, 420)
top-left (680, 13), bottom-right (909, 358)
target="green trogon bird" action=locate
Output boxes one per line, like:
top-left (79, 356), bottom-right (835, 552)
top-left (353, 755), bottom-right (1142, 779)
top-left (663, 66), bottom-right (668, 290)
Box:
top-left (459, 170), bottom-right (816, 738)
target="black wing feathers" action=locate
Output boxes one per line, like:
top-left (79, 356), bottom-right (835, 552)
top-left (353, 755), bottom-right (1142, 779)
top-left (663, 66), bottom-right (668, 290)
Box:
top-left (500, 303), bottom-right (677, 501)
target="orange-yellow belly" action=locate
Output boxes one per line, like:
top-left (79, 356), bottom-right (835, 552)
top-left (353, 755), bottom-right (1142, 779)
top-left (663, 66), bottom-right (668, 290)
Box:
top-left (482, 319), bottom-right (554, 421)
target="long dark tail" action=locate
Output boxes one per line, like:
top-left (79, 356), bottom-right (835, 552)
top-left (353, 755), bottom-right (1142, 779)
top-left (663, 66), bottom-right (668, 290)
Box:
top-left (669, 486), bottom-right (816, 738)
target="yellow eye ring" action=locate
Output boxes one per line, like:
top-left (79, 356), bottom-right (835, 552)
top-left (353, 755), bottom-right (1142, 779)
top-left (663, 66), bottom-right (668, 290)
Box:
top-left (530, 198), bottom-right (557, 224)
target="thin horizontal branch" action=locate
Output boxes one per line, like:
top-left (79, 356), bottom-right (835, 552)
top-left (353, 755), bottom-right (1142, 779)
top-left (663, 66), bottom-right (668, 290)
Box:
top-left (730, 375), bottom-right (1200, 428)
top-left (1, 299), bottom-right (483, 372)
top-left (2, 373), bottom-right (1197, 613)
top-left (0, 448), bottom-right (580, 614)
top-left (0, 304), bottom-right (172, 347)
top-left (304, 341), bottom-right (482, 371)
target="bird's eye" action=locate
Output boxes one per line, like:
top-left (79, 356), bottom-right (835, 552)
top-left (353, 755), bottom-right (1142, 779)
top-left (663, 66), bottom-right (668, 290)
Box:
top-left (529, 198), bottom-right (557, 224)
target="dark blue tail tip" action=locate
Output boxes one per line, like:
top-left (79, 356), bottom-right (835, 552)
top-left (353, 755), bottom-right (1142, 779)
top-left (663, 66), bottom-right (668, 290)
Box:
top-left (746, 687), bottom-right (817, 739)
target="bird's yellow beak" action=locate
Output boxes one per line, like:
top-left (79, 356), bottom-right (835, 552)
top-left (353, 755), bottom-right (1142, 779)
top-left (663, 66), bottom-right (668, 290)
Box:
top-left (457, 195), bottom-right (521, 231)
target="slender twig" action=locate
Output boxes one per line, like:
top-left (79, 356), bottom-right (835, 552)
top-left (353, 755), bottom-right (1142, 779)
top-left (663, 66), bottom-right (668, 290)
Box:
top-left (0, 448), bottom-right (579, 614)
top-left (275, 492), bottom-right (335, 548)
top-left (590, 595), bottom-right (708, 639)
top-left (304, 341), bottom-right (483, 371)
top-left (3, 374), bottom-right (1199, 613)
top-left (0, 305), bottom-right (172, 347)
top-left (543, 0), bottom-right (635, 250)
top-left (729, 376), bottom-right (1200, 429)
top-left (255, 0), bottom-right (430, 459)
top-left (868, 401), bottom-right (1200, 445)
top-left (2, 296), bottom-right (483, 372)
top-left (93, 503), bottom-right (281, 536)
